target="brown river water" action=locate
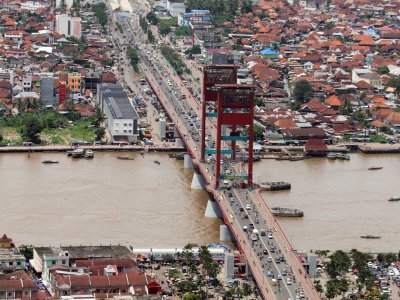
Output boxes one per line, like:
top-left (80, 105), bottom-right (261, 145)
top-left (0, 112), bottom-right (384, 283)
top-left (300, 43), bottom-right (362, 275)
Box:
top-left (1, 152), bottom-right (399, 253)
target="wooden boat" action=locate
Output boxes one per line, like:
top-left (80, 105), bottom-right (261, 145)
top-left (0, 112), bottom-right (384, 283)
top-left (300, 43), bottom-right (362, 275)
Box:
top-left (368, 166), bottom-right (383, 170)
top-left (42, 160), bottom-right (59, 164)
top-left (72, 149), bottom-right (85, 158)
top-left (360, 235), bottom-right (381, 239)
top-left (117, 156), bottom-right (134, 160)
top-left (327, 152), bottom-right (337, 160)
top-left (388, 196), bottom-right (400, 201)
top-left (336, 153), bottom-right (350, 160)
top-left (85, 149), bottom-right (94, 159)
top-left (154, 160), bottom-right (161, 165)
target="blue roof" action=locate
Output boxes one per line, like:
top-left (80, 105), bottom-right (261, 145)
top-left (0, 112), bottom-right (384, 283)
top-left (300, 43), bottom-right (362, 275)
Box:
top-left (261, 48), bottom-right (279, 55)
top-left (364, 29), bottom-right (376, 35)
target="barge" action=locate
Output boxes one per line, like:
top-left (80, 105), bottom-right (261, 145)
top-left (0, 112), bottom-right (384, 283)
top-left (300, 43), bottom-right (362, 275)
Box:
top-left (271, 207), bottom-right (304, 217)
top-left (259, 181), bottom-right (291, 191)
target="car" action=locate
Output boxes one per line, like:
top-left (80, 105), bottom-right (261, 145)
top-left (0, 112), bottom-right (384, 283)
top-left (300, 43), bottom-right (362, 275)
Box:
top-left (286, 277), bottom-right (292, 285)
top-left (268, 234), bottom-right (273, 239)
top-left (263, 250), bottom-right (268, 255)
top-left (267, 256), bottom-right (272, 262)
top-left (277, 275), bottom-right (282, 280)
top-left (275, 257), bottom-right (280, 263)
top-left (246, 204), bottom-right (251, 210)
top-left (267, 271), bottom-right (273, 277)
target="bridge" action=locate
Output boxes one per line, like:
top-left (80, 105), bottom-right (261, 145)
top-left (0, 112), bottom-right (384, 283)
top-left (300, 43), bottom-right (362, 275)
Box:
top-left (142, 64), bottom-right (320, 300)
top-left (110, 1), bottom-right (321, 298)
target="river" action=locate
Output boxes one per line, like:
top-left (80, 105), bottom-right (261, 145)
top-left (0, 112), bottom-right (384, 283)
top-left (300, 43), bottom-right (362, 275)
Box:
top-left (1, 152), bottom-right (399, 253)
top-left (254, 153), bottom-right (400, 253)
top-left (0, 152), bottom-right (221, 248)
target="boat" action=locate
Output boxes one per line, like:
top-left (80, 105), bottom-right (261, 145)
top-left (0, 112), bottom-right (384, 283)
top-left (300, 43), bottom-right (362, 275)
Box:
top-left (71, 148), bottom-right (85, 158)
top-left (388, 196), bottom-right (400, 201)
top-left (271, 207), bottom-right (303, 217)
top-left (85, 149), bottom-right (94, 159)
top-left (360, 235), bottom-right (381, 239)
top-left (42, 160), bottom-right (59, 164)
top-left (169, 152), bottom-right (187, 160)
top-left (117, 156), bottom-right (134, 160)
top-left (259, 182), bottom-right (291, 191)
top-left (66, 151), bottom-right (73, 156)
top-left (368, 166), bottom-right (383, 170)
top-left (336, 153), bottom-right (350, 160)
top-left (327, 152), bottom-right (337, 160)
top-left (154, 160), bottom-right (161, 165)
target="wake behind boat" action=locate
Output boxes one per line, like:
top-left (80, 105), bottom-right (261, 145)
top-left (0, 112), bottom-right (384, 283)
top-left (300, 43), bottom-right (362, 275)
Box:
top-left (388, 196), bottom-right (400, 201)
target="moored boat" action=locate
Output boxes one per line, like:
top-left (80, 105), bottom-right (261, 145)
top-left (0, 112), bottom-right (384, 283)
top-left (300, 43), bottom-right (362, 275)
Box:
top-left (368, 166), bottom-right (383, 170)
top-left (360, 235), bottom-right (381, 239)
top-left (85, 149), bottom-right (94, 159)
top-left (271, 207), bottom-right (303, 217)
top-left (388, 196), bottom-right (400, 201)
top-left (336, 153), bottom-right (350, 160)
top-left (72, 148), bottom-right (85, 158)
top-left (42, 160), bottom-right (59, 164)
top-left (327, 152), bottom-right (337, 160)
top-left (259, 181), bottom-right (291, 191)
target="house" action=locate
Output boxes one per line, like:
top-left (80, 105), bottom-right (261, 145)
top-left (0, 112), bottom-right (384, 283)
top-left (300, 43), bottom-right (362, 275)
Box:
top-left (351, 69), bottom-right (383, 87)
top-left (40, 74), bottom-right (57, 107)
top-left (281, 128), bottom-right (326, 144)
top-left (304, 139), bottom-right (328, 156)
top-left (166, 0), bottom-right (185, 17)
top-left (0, 278), bottom-right (38, 299)
top-left (0, 249), bottom-right (26, 272)
top-left (97, 83), bottom-right (139, 143)
top-left (0, 234), bottom-right (14, 249)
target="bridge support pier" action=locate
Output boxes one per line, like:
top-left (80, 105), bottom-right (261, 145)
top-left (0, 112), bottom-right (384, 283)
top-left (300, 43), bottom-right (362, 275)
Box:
top-left (220, 224), bottom-right (235, 241)
top-left (183, 154), bottom-right (193, 169)
top-left (175, 138), bottom-right (184, 148)
top-left (191, 172), bottom-right (205, 189)
top-left (205, 199), bottom-right (222, 218)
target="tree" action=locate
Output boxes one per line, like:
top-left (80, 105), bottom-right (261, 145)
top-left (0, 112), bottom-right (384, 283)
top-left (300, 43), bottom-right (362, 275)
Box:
top-left (159, 23), bottom-right (171, 35)
top-left (325, 280), bottom-right (335, 299)
top-left (241, 283), bottom-right (252, 299)
top-left (377, 65), bottom-right (389, 74)
top-left (60, 0), bottom-right (67, 12)
top-left (241, 0), bottom-right (252, 13)
top-left (183, 292), bottom-right (198, 300)
top-left (326, 250), bottom-right (351, 278)
top-left (91, 105), bottom-right (106, 128)
top-left (20, 114), bottom-right (43, 144)
top-left (18, 245), bottom-right (33, 260)
top-left (339, 99), bottom-right (353, 115)
top-left (314, 279), bottom-right (323, 295)
top-left (126, 47), bottom-right (139, 71)
top-left (95, 127), bottom-right (105, 141)
top-left (387, 76), bottom-right (400, 96)
top-left (146, 11), bottom-right (158, 25)
top-left (185, 45), bottom-right (201, 56)
top-left (254, 97), bottom-right (264, 107)
top-left (293, 79), bottom-right (313, 103)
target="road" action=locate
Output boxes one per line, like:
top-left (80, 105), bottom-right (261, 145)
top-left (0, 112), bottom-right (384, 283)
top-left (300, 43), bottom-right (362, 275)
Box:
top-left (103, 1), bottom-right (320, 299)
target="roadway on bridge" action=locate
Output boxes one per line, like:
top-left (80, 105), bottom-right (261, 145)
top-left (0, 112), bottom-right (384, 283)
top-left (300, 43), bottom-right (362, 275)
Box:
top-left (107, 1), bottom-right (320, 299)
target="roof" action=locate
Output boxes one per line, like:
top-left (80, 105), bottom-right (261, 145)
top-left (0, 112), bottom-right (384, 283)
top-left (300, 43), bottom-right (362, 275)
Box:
top-left (304, 139), bottom-right (328, 151)
top-left (99, 83), bottom-right (138, 120)
top-left (0, 234), bottom-right (12, 243)
top-left (0, 279), bottom-right (37, 290)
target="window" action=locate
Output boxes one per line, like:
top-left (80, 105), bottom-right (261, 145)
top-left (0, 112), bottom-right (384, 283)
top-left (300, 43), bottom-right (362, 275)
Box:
top-left (124, 123), bottom-right (127, 126)
top-left (128, 130), bottom-right (132, 133)
top-left (115, 129), bottom-right (119, 132)
top-left (123, 130), bottom-right (127, 133)
top-left (17, 261), bottom-right (21, 265)
top-left (23, 291), bottom-right (29, 296)
top-left (52, 260), bottom-right (56, 265)
top-left (128, 123), bottom-right (132, 126)
top-left (62, 260), bottom-right (66, 264)
top-left (8, 262), bottom-right (12, 266)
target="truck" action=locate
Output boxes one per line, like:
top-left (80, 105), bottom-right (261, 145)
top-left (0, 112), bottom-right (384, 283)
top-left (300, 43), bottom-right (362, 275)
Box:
top-left (251, 229), bottom-right (259, 241)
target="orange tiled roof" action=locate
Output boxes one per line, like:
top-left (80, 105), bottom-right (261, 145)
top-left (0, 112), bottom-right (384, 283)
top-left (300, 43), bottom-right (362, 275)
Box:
top-left (326, 95), bottom-right (342, 107)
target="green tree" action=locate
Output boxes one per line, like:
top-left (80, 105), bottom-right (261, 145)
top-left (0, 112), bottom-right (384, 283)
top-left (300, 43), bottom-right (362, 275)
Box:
top-left (183, 292), bottom-right (198, 300)
top-left (241, 0), bottom-right (252, 13)
top-left (20, 114), bottom-right (44, 143)
top-left (293, 79), bottom-right (313, 103)
top-left (126, 47), bottom-right (139, 71)
top-left (387, 76), bottom-right (400, 96)
top-left (92, 3), bottom-right (108, 27)
top-left (314, 279), bottom-right (323, 295)
top-left (90, 105), bottom-right (106, 128)
top-left (241, 283), bottom-right (252, 299)
top-left (377, 65), bottom-right (389, 74)
top-left (339, 99), bottom-right (353, 115)
top-left (254, 97), bottom-right (264, 107)
top-left (326, 250), bottom-right (351, 278)
top-left (325, 280), bottom-right (335, 299)
top-left (60, 0), bottom-right (67, 12)
top-left (159, 23), bottom-right (171, 35)
top-left (95, 127), bottom-right (105, 141)
top-left (18, 245), bottom-right (33, 260)
top-left (146, 11), bottom-right (158, 25)
top-left (185, 45), bottom-right (201, 55)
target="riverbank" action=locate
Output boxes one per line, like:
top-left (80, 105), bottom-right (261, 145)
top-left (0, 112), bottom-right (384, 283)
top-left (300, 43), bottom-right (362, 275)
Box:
top-left (0, 144), bottom-right (185, 153)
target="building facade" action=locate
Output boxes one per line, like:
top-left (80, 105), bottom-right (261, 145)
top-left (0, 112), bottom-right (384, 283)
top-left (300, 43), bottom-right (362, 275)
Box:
top-left (97, 83), bottom-right (139, 143)
top-left (166, 0), bottom-right (185, 17)
top-left (56, 14), bottom-right (82, 38)
top-left (67, 72), bottom-right (82, 92)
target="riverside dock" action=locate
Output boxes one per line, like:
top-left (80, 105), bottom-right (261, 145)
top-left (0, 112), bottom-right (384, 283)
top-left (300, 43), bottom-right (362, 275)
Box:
top-left (0, 145), bottom-right (185, 153)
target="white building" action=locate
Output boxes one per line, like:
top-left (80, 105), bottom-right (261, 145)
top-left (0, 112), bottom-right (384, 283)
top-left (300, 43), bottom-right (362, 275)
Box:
top-left (352, 68), bottom-right (383, 87)
top-left (4, 32), bottom-right (23, 44)
top-left (97, 83), bottom-right (139, 143)
top-left (166, 0), bottom-right (185, 17)
top-left (55, 14), bottom-right (82, 38)
top-left (20, 1), bottom-right (46, 11)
